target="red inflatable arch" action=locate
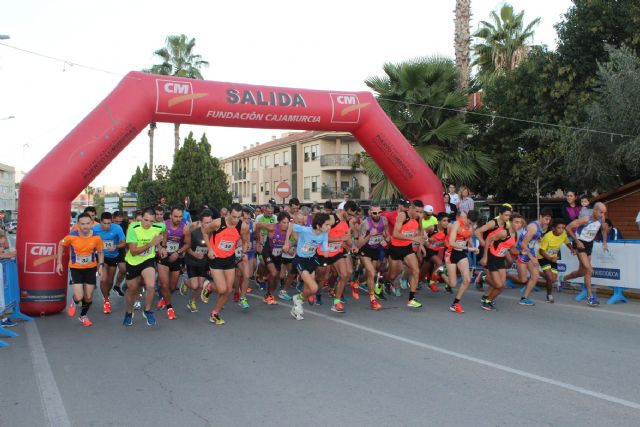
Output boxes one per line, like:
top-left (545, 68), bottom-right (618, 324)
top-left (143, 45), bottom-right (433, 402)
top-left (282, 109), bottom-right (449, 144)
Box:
top-left (17, 71), bottom-right (444, 315)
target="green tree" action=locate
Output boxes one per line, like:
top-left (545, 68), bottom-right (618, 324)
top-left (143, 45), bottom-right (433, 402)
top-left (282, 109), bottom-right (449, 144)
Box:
top-left (165, 132), bottom-right (232, 212)
top-left (472, 3), bottom-right (541, 86)
top-left (138, 180), bottom-right (166, 210)
top-left (145, 34), bottom-right (210, 155)
top-left (555, 46), bottom-right (640, 192)
top-left (363, 56), bottom-right (494, 200)
top-left (127, 164), bottom-right (150, 194)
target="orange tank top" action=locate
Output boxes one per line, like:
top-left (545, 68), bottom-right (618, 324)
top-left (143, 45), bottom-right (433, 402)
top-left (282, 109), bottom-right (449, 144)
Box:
top-left (210, 217), bottom-right (241, 258)
top-left (391, 216), bottom-right (418, 247)
top-left (446, 218), bottom-right (472, 250)
top-left (319, 218), bottom-right (348, 257)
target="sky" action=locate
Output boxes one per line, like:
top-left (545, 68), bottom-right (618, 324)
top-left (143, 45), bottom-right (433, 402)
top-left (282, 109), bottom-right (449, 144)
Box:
top-left (0, 0), bottom-right (573, 188)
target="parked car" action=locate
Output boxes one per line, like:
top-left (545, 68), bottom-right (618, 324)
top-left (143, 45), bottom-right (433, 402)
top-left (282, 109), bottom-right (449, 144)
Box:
top-left (6, 221), bottom-right (17, 234)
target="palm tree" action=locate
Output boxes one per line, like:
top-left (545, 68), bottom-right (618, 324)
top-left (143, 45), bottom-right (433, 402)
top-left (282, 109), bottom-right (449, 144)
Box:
top-left (144, 34), bottom-right (209, 157)
top-left (454, 0), bottom-right (472, 90)
top-left (472, 3), bottom-right (540, 85)
top-left (363, 57), bottom-right (494, 200)
top-left (147, 122), bottom-right (156, 180)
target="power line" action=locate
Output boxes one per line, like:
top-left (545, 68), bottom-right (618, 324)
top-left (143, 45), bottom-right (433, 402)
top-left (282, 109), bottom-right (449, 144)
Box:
top-left (378, 97), bottom-right (638, 139)
top-left (0, 42), bottom-right (125, 76)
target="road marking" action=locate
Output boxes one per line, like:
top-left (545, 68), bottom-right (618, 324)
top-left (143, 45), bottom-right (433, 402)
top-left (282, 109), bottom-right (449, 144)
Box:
top-left (249, 294), bottom-right (640, 411)
top-left (25, 321), bottom-right (71, 427)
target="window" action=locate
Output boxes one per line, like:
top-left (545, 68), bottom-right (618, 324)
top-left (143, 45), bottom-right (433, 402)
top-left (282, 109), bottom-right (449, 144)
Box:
top-left (283, 150), bottom-right (290, 165)
top-left (311, 176), bottom-right (319, 193)
top-left (259, 156), bottom-right (264, 167)
top-left (265, 155), bottom-right (271, 168)
top-left (341, 181), bottom-right (349, 191)
top-left (251, 158), bottom-right (257, 171)
top-left (304, 146), bottom-right (310, 162)
top-left (274, 153), bottom-right (280, 167)
top-left (265, 181), bottom-right (271, 195)
top-left (310, 144), bottom-right (319, 161)
top-left (304, 176), bottom-right (311, 190)
top-left (274, 181), bottom-right (279, 194)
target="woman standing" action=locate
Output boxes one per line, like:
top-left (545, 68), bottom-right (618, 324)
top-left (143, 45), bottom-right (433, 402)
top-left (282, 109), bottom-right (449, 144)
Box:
top-left (444, 193), bottom-right (457, 222)
top-left (561, 191), bottom-right (582, 224)
top-left (457, 186), bottom-right (474, 215)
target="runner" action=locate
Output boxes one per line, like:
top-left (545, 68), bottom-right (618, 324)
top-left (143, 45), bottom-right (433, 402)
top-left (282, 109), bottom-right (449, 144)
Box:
top-left (380, 198), bottom-right (410, 296)
top-left (445, 211), bottom-right (479, 313)
top-left (111, 211), bottom-right (127, 296)
top-left (420, 205), bottom-right (440, 292)
top-left (200, 204), bottom-right (250, 325)
top-left (425, 212), bottom-right (450, 291)
top-left (233, 207), bottom-right (256, 309)
top-left (71, 206), bottom-right (99, 232)
top-left (474, 204), bottom-right (512, 294)
top-left (514, 208), bottom-right (552, 306)
top-left (122, 208), bottom-right (164, 327)
top-left (157, 205), bottom-right (189, 319)
top-left (356, 202), bottom-right (388, 310)
top-left (563, 202), bottom-right (608, 306)
top-left (278, 212), bottom-right (304, 302)
top-left (255, 201), bottom-right (276, 289)
top-left (56, 213), bottom-right (104, 327)
top-left (283, 213), bottom-right (331, 320)
top-left (387, 200), bottom-right (425, 308)
top-left (255, 212), bottom-right (291, 305)
top-left (480, 213), bottom-right (524, 311)
top-left (537, 220), bottom-right (574, 303)
top-left (184, 210), bottom-right (215, 313)
top-left (92, 212), bottom-right (126, 314)
top-left (315, 200), bottom-right (358, 313)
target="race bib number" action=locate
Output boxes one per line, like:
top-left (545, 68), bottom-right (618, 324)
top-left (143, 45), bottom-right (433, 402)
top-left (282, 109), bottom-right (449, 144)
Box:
top-left (167, 241), bottom-right (179, 253)
top-left (76, 254), bottom-right (92, 265)
top-left (139, 247), bottom-right (153, 257)
top-left (546, 248), bottom-right (559, 256)
top-left (412, 242), bottom-right (421, 251)
top-left (195, 246), bottom-right (208, 256)
top-left (581, 230), bottom-right (597, 240)
top-left (369, 235), bottom-right (383, 245)
top-left (402, 231), bottom-right (415, 237)
top-left (301, 242), bottom-right (318, 253)
top-left (497, 248), bottom-right (509, 257)
top-left (103, 240), bottom-right (115, 251)
top-left (235, 246), bottom-right (243, 258)
top-left (218, 240), bottom-right (234, 251)
top-left (328, 242), bottom-right (342, 252)
top-left (272, 248), bottom-right (283, 257)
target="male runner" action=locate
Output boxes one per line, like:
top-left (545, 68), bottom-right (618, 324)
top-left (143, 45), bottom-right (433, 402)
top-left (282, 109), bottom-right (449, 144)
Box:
top-left (111, 211), bottom-right (128, 295)
top-left (255, 212), bottom-right (291, 305)
top-left (537, 220), bottom-right (574, 303)
top-left (424, 212), bottom-right (450, 291)
top-left (92, 212), bottom-right (126, 314)
top-left (122, 209), bottom-right (164, 327)
top-left (356, 203), bottom-right (388, 310)
top-left (563, 202), bottom-right (607, 306)
top-left (57, 213), bottom-right (104, 326)
top-left (184, 210), bottom-right (215, 312)
top-left (514, 208), bottom-right (552, 306)
top-left (201, 204), bottom-right (250, 325)
top-left (157, 205), bottom-right (190, 319)
top-left (445, 211), bottom-right (480, 313)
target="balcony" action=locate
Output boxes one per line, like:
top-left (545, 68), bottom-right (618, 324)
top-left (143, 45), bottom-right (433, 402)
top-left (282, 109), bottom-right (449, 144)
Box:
top-left (321, 185), bottom-right (361, 200)
top-left (319, 154), bottom-right (359, 170)
top-left (233, 170), bottom-right (247, 180)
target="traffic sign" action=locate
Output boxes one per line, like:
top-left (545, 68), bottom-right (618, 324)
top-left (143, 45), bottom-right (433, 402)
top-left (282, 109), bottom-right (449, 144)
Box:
top-left (275, 182), bottom-right (291, 199)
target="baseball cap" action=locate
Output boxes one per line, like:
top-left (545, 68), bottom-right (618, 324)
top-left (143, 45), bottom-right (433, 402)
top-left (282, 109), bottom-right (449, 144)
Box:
top-left (337, 201), bottom-right (346, 210)
top-left (425, 205), bottom-right (434, 213)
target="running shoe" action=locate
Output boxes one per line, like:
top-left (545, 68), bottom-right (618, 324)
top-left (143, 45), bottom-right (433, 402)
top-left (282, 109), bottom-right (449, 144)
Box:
top-left (307, 294), bottom-right (315, 305)
top-left (407, 298), bottom-right (422, 308)
top-left (113, 285), bottom-right (125, 297)
top-left (290, 306), bottom-right (304, 320)
top-left (384, 282), bottom-right (392, 295)
top-left (370, 298), bottom-right (382, 311)
top-left (78, 316), bottom-right (93, 327)
top-left (133, 300), bottom-right (142, 311)
top-left (350, 281), bottom-right (360, 300)
top-left (201, 282), bottom-right (211, 304)
top-left (233, 290), bottom-right (240, 303)
top-left (435, 265), bottom-right (447, 276)
top-left (187, 300), bottom-right (198, 312)
top-left (67, 302), bottom-right (77, 317)
top-left (142, 310), bottom-right (156, 326)
top-left (400, 279), bottom-right (409, 290)
top-left (315, 294), bottom-right (323, 306)
top-left (428, 281), bottom-right (439, 292)
top-left (1, 318), bottom-right (16, 327)
top-left (481, 300), bottom-right (496, 311)
top-left (329, 288), bottom-right (336, 298)
top-left (123, 312), bottom-right (134, 326)
top-left (587, 296), bottom-right (600, 307)
top-left (179, 279), bottom-right (188, 296)
top-left (392, 286), bottom-right (402, 297)
top-left (449, 303), bottom-right (464, 313)
top-left (167, 307), bottom-right (177, 320)
top-left (209, 312), bottom-right (225, 325)
top-left (238, 298), bottom-right (250, 309)
top-left (156, 297), bottom-right (167, 310)
top-left (278, 289), bottom-right (292, 301)
top-left (256, 279), bottom-right (267, 291)
top-left (545, 294), bottom-right (555, 304)
top-left (264, 295), bottom-right (278, 305)
top-left (331, 300), bottom-right (345, 313)
top-left (444, 285), bottom-right (453, 294)
top-left (374, 284), bottom-right (386, 300)
top-left (519, 297), bottom-right (536, 306)
top-left (103, 299), bottom-right (111, 314)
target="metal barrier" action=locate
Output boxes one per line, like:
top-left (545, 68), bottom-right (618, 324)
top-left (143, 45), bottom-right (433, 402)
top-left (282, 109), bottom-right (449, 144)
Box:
top-left (1, 258), bottom-right (33, 347)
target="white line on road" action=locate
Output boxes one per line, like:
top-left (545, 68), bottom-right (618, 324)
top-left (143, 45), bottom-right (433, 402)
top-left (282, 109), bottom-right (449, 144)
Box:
top-left (25, 321), bottom-right (72, 427)
top-left (249, 294), bottom-right (640, 411)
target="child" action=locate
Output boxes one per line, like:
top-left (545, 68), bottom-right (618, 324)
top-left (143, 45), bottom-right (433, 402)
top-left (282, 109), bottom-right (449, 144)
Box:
top-left (578, 194), bottom-right (592, 218)
top-left (537, 220), bottom-right (575, 303)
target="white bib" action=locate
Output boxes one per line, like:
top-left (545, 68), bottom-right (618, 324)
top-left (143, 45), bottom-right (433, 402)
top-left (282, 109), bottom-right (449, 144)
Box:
top-left (369, 235), bottom-right (383, 245)
top-left (167, 240), bottom-right (179, 253)
top-left (328, 242), bottom-right (342, 252)
top-left (103, 240), bottom-right (115, 251)
top-left (76, 254), bottom-right (92, 265)
top-left (218, 240), bottom-right (234, 251)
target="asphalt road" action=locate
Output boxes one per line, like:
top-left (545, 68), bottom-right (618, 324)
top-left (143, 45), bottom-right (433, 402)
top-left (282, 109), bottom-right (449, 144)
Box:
top-left (2, 264), bottom-right (640, 427)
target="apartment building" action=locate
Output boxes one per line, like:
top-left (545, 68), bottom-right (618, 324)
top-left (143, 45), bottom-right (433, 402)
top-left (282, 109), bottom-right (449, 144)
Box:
top-left (222, 131), bottom-right (370, 205)
top-left (0, 163), bottom-right (16, 220)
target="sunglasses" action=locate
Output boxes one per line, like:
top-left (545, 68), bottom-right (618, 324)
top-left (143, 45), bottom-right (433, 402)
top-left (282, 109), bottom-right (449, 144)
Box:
top-left (370, 211), bottom-right (380, 215)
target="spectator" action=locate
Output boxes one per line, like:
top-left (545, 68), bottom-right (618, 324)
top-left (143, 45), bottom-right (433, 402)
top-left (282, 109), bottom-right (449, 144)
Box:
top-left (443, 193), bottom-right (457, 222)
top-left (578, 194), bottom-right (592, 218)
top-left (458, 186), bottom-right (474, 214)
top-left (0, 230), bottom-right (17, 328)
top-left (447, 183), bottom-right (460, 206)
top-left (606, 219), bottom-right (623, 241)
top-left (561, 190), bottom-right (581, 224)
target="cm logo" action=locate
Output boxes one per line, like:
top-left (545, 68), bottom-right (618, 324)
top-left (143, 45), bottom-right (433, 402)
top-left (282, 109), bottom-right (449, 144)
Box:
top-left (31, 245), bottom-right (54, 256)
top-left (25, 242), bottom-right (57, 274)
top-left (336, 95), bottom-right (357, 105)
top-left (330, 93), bottom-right (370, 124)
top-left (164, 82), bottom-right (190, 94)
